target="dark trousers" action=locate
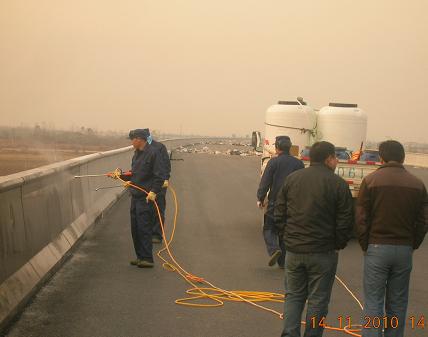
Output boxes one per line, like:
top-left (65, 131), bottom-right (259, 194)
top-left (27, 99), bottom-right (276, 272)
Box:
top-left (281, 251), bottom-right (338, 337)
top-left (130, 197), bottom-right (155, 262)
top-left (152, 188), bottom-right (167, 240)
top-left (263, 214), bottom-right (285, 266)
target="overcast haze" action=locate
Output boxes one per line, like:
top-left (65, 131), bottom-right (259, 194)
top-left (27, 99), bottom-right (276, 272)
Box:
top-left (0, 1), bottom-right (427, 141)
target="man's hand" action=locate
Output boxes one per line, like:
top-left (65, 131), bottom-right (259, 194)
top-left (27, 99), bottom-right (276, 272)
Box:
top-left (257, 201), bottom-right (264, 209)
top-left (146, 191), bottom-right (157, 203)
top-left (162, 180), bottom-right (169, 188)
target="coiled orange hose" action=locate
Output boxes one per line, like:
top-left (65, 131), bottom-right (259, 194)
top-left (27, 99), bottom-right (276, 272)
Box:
top-left (114, 169), bottom-right (363, 336)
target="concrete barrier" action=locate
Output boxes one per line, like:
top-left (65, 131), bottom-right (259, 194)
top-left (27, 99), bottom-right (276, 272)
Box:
top-left (0, 138), bottom-right (204, 331)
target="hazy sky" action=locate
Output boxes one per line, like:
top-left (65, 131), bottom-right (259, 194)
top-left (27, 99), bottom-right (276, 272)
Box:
top-left (1, 1), bottom-right (427, 141)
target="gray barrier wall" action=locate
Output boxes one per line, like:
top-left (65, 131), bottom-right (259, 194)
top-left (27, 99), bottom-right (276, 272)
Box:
top-left (0, 138), bottom-right (203, 331)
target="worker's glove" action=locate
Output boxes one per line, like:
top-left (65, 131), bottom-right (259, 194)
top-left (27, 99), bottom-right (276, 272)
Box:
top-left (162, 180), bottom-right (169, 188)
top-left (257, 201), bottom-right (264, 208)
top-left (146, 191), bottom-right (157, 203)
top-left (122, 170), bottom-right (132, 177)
top-left (107, 168), bottom-right (122, 179)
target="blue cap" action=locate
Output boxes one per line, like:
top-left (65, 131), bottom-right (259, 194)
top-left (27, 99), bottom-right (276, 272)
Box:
top-left (129, 128), bottom-right (150, 140)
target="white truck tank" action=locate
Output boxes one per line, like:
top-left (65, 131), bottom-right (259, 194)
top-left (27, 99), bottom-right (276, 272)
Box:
top-left (317, 103), bottom-right (367, 152)
top-left (264, 100), bottom-right (316, 158)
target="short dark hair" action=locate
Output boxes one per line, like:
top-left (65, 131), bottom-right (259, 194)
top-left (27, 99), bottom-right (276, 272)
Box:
top-left (275, 136), bottom-right (292, 153)
top-left (378, 140), bottom-right (405, 163)
top-left (309, 141), bottom-right (335, 163)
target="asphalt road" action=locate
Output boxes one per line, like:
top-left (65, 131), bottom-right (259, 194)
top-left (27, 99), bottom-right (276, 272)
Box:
top-left (4, 153), bottom-right (428, 337)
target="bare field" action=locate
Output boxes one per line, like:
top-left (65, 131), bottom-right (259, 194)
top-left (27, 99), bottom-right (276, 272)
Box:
top-left (0, 126), bottom-right (132, 176)
top-left (0, 147), bottom-right (122, 176)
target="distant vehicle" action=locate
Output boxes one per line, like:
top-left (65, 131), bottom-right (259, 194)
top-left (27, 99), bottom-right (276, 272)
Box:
top-left (301, 147), bottom-right (351, 160)
top-left (360, 150), bottom-right (380, 162)
top-left (300, 146), bottom-right (366, 162)
top-left (335, 147), bottom-right (351, 160)
top-left (300, 148), bottom-right (310, 158)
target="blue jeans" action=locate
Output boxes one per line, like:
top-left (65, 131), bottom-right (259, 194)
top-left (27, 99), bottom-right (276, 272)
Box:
top-left (130, 197), bottom-right (155, 262)
top-left (263, 214), bottom-right (285, 266)
top-left (281, 251), bottom-right (338, 337)
top-left (362, 244), bottom-right (413, 337)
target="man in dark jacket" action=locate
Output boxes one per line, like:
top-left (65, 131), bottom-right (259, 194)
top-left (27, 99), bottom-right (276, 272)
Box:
top-left (356, 140), bottom-right (428, 337)
top-left (117, 129), bottom-right (164, 268)
top-left (257, 136), bottom-right (304, 267)
top-left (147, 131), bottom-right (171, 244)
top-left (274, 141), bottom-right (354, 337)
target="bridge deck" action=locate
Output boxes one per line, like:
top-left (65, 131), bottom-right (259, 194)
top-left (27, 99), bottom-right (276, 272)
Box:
top-left (4, 154), bottom-right (428, 337)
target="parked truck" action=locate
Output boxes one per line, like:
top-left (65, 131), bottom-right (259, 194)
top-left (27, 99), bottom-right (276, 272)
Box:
top-left (253, 97), bottom-right (382, 198)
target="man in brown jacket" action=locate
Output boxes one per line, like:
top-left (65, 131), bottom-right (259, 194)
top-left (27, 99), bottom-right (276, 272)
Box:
top-left (356, 140), bottom-right (428, 337)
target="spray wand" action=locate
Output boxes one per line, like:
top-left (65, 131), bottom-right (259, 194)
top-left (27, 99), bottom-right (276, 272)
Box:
top-left (74, 168), bottom-right (132, 179)
top-left (74, 168), bottom-right (132, 191)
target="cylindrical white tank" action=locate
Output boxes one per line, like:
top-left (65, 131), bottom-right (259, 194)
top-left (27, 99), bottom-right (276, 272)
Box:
top-left (264, 100), bottom-right (317, 157)
top-left (316, 103), bottom-right (367, 152)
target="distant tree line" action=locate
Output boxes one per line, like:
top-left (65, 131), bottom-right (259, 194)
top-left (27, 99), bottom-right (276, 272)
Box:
top-left (0, 125), bottom-right (211, 150)
top-left (0, 125), bottom-right (245, 150)
top-left (0, 125), bottom-right (129, 148)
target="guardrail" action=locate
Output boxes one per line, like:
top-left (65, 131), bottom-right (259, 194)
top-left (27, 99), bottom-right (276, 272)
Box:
top-left (0, 138), bottom-right (203, 331)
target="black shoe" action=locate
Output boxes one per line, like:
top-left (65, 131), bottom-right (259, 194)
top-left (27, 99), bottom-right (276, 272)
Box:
top-left (130, 259), bottom-right (140, 266)
top-left (268, 250), bottom-right (281, 267)
top-left (138, 260), bottom-right (154, 268)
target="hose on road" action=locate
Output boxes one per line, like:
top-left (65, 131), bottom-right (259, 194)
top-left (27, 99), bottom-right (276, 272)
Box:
top-left (112, 170), bottom-right (364, 337)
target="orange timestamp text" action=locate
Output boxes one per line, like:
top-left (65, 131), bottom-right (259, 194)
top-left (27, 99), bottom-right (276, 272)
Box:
top-left (310, 315), bottom-right (425, 330)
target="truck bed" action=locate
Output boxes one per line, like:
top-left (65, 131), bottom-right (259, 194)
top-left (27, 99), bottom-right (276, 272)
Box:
top-left (261, 155), bottom-right (382, 198)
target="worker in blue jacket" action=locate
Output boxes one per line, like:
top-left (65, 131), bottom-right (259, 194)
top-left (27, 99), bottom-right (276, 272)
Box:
top-left (145, 129), bottom-right (171, 244)
top-left (257, 136), bottom-right (304, 268)
top-left (115, 128), bottom-right (164, 268)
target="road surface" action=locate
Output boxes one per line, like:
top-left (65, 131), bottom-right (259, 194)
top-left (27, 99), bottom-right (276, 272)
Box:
top-left (4, 153), bottom-right (428, 337)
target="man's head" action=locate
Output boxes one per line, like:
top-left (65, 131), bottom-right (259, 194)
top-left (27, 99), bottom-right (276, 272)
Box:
top-left (275, 136), bottom-right (292, 154)
top-left (309, 141), bottom-right (337, 170)
top-left (378, 140), bottom-right (405, 164)
top-left (129, 128), bottom-right (150, 150)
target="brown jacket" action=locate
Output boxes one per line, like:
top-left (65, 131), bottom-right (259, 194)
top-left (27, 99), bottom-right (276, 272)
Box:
top-left (356, 162), bottom-right (428, 250)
